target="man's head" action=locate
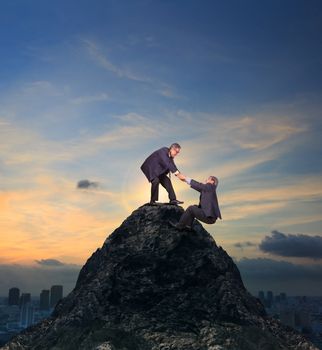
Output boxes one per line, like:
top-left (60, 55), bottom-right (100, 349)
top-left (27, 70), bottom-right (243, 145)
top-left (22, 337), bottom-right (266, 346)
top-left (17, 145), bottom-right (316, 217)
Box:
top-left (206, 176), bottom-right (219, 186)
top-left (169, 143), bottom-right (181, 157)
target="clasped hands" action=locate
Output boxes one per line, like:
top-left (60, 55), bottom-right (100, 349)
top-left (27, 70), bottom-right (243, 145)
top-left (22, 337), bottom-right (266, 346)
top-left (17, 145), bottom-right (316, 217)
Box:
top-left (176, 173), bottom-right (187, 182)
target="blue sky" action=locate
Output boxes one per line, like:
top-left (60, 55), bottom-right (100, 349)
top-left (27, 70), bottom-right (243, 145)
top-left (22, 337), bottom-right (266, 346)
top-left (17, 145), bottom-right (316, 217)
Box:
top-left (0, 0), bottom-right (322, 297)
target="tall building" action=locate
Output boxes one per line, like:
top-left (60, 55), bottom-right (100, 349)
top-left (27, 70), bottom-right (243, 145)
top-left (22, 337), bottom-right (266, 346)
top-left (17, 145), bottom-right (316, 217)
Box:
top-left (20, 293), bottom-right (31, 307)
top-left (258, 291), bottom-right (265, 303)
top-left (50, 285), bottom-right (63, 308)
top-left (267, 291), bottom-right (274, 307)
top-left (8, 287), bottom-right (20, 306)
top-left (40, 290), bottom-right (50, 310)
top-left (280, 309), bottom-right (295, 328)
top-left (19, 292), bottom-right (33, 328)
top-left (20, 302), bottom-right (34, 328)
top-left (295, 309), bottom-right (311, 328)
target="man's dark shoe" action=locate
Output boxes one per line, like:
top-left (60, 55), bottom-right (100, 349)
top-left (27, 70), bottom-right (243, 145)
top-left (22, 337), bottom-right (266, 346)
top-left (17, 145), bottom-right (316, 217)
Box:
top-left (168, 220), bottom-right (185, 230)
top-left (149, 201), bottom-right (158, 206)
top-left (169, 199), bottom-right (184, 205)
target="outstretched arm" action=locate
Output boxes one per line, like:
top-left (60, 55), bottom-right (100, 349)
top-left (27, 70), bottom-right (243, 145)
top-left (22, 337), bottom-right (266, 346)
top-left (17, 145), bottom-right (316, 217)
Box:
top-left (184, 176), bottom-right (192, 185)
top-left (174, 171), bottom-right (186, 181)
top-left (190, 179), bottom-right (209, 192)
top-left (176, 174), bottom-right (194, 186)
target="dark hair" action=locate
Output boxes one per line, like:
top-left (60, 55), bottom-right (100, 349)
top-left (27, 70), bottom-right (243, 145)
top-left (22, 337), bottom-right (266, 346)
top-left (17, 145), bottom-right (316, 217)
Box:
top-left (170, 143), bottom-right (181, 149)
top-left (209, 176), bottom-right (219, 186)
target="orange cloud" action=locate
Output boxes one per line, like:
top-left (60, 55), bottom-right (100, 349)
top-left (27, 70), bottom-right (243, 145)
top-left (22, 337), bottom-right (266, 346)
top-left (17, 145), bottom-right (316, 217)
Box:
top-left (221, 176), bottom-right (322, 206)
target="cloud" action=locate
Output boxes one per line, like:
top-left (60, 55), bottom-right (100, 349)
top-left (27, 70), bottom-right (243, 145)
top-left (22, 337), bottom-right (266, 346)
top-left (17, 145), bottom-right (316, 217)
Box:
top-left (274, 214), bottom-right (322, 228)
top-left (82, 39), bottom-right (180, 99)
top-left (77, 179), bottom-right (100, 190)
top-left (0, 112), bottom-right (159, 168)
top-left (234, 241), bottom-right (257, 249)
top-left (83, 39), bottom-right (151, 83)
top-left (221, 176), bottom-right (322, 205)
top-left (157, 83), bottom-right (182, 99)
top-left (35, 259), bottom-right (65, 267)
top-left (259, 230), bottom-right (322, 259)
top-left (223, 116), bottom-right (307, 151)
top-left (70, 93), bottom-right (110, 105)
top-left (92, 120), bottom-right (158, 146)
top-left (221, 201), bottom-right (286, 221)
top-left (22, 81), bottom-right (63, 97)
top-left (0, 175), bottom-right (121, 266)
top-left (0, 118), bottom-right (10, 126)
top-left (174, 111), bottom-right (307, 158)
top-left (218, 175), bottom-right (322, 221)
top-left (236, 257), bottom-right (322, 295)
top-left (0, 119), bottom-right (80, 166)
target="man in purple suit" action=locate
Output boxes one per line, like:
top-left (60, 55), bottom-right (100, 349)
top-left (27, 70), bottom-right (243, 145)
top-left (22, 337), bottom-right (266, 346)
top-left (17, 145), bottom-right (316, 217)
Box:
top-left (141, 143), bottom-right (185, 205)
top-left (169, 175), bottom-right (222, 230)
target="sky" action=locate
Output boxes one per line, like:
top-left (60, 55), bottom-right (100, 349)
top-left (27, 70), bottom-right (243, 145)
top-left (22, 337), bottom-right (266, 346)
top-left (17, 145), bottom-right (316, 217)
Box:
top-left (0, 0), bottom-right (322, 297)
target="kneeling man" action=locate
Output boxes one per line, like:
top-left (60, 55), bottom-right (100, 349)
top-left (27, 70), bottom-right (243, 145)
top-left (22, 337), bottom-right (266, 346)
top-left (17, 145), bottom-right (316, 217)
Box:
top-left (170, 175), bottom-right (221, 230)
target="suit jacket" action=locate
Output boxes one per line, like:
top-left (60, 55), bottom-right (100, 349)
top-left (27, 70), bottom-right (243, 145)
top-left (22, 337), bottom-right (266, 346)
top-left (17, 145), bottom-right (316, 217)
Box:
top-left (190, 179), bottom-right (222, 219)
top-left (141, 147), bottom-right (178, 182)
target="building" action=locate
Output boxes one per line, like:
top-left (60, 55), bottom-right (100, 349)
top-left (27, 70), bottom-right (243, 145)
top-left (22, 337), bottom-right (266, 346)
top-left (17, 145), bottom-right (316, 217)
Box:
top-left (40, 290), bottom-right (50, 310)
top-left (19, 293), bottom-right (31, 307)
top-left (258, 291), bottom-right (265, 303)
top-left (280, 309), bottom-right (295, 328)
top-left (20, 303), bottom-right (34, 328)
top-left (267, 291), bottom-right (274, 307)
top-left (50, 285), bottom-right (63, 308)
top-left (0, 305), bottom-right (20, 325)
top-left (295, 309), bottom-right (311, 329)
top-left (8, 288), bottom-right (20, 306)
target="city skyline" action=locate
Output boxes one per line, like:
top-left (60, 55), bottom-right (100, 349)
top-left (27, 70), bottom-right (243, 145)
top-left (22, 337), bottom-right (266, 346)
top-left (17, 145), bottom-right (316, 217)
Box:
top-left (6, 285), bottom-right (63, 302)
top-left (0, 282), bottom-right (315, 300)
top-left (0, 0), bottom-right (322, 296)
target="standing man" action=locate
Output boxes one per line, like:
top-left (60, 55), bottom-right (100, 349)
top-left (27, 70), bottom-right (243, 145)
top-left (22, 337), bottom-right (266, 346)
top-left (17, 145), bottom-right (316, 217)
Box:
top-left (169, 175), bottom-right (221, 229)
top-left (141, 143), bottom-right (185, 205)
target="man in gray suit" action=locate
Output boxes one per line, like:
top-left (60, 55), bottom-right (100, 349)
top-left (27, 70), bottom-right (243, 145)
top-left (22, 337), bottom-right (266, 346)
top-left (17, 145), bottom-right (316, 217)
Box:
top-left (169, 175), bottom-right (221, 230)
top-left (141, 143), bottom-right (185, 205)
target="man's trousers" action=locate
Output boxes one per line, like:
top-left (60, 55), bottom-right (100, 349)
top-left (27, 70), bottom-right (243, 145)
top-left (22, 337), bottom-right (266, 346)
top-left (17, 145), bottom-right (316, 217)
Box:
top-left (178, 205), bottom-right (216, 227)
top-left (150, 174), bottom-right (176, 202)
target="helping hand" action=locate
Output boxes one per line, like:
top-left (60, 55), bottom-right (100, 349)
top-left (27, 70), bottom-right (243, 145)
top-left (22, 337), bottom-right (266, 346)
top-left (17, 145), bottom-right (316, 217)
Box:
top-left (177, 173), bottom-right (186, 181)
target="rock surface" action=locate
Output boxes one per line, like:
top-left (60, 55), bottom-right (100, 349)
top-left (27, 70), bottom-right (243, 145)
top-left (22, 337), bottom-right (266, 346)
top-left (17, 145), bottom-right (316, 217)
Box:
top-left (2, 204), bottom-right (318, 350)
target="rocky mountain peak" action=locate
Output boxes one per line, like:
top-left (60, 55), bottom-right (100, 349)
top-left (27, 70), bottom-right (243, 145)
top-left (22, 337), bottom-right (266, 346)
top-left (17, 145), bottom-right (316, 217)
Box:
top-left (2, 204), bottom-right (318, 350)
